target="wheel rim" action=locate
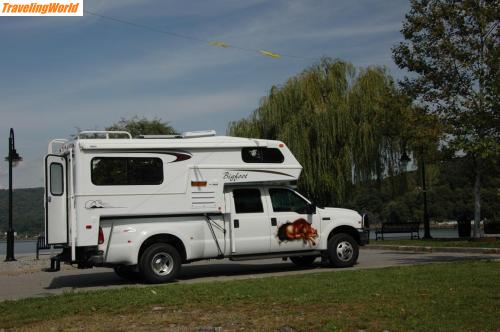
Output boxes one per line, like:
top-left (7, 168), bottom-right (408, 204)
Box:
top-left (336, 241), bottom-right (353, 262)
top-left (151, 252), bottom-right (174, 276)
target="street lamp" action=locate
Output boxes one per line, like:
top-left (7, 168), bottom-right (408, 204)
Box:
top-left (4, 128), bottom-right (23, 262)
top-left (400, 149), bottom-right (431, 239)
top-left (400, 151), bottom-right (411, 171)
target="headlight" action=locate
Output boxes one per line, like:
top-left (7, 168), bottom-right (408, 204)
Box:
top-left (362, 213), bottom-right (370, 229)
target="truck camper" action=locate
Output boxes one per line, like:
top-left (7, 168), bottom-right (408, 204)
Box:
top-left (44, 130), bottom-right (368, 283)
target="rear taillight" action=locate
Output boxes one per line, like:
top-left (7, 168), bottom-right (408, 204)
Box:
top-left (98, 226), bottom-right (104, 244)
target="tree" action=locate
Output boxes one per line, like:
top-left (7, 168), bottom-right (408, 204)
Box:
top-left (106, 116), bottom-right (178, 137)
top-left (228, 59), bottom-right (418, 206)
top-left (392, 0), bottom-right (500, 237)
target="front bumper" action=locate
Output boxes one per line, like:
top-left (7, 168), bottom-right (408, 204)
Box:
top-left (358, 229), bottom-right (370, 245)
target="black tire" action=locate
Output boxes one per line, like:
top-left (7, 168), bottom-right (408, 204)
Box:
top-left (139, 243), bottom-right (181, 284)
top-left (327, 233), bottom-right (359, 268)
top-left (290, 255), bottom-right (317, 267)
top-left (113, 265), bottom-right (142, 282)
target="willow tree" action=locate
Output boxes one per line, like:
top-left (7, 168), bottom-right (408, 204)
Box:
top-left (228, 58), bottom-right (416, 206)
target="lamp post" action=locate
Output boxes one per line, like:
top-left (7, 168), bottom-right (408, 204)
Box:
top-left (400, 148), bottom-right (431, 240)
top-left (5, 128), bottom-right (23, 262)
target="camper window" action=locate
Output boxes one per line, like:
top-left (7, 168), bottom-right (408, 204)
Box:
top-left (241, 147), bottom-right (284, 163)
top-left (233, 188), bottom-right (264, 213)
top-left (91, 157), bottom-right (163, 186)
top-left (50, 163), bottom-right (64, 196)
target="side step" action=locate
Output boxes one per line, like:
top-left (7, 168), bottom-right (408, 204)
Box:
top-left (229, 250), bottom-right (321, 262)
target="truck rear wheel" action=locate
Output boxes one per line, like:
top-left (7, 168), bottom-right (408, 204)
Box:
top-left (139, 243), bottom-right (181, 284)
top-left (290, 255), bottom-right (317, 267)
top-left (327, 233), bottom-right (359, 268)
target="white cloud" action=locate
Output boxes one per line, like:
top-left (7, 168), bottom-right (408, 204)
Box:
top-left (1, 39), bottom-right (255, 110)
top-left (92, 0), bottom-right (270, 18)
top-left (281, 22), bottom-right (403, 41)
top-left (211, 1), bottom-right (405, 55)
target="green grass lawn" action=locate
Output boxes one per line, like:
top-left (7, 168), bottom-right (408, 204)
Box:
top-left (1, 262), bottom-right (499, 331)
top-left (371, 239), bottom-right (500, 248)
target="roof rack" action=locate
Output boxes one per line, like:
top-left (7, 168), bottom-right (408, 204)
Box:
top-left (137, 134), bottom-right (182, 139)
top-left (48, 138), bottom-right (68, 154)
top-left (181, 130), bottom-right (216, 138)
top-left (78, 130), bottom-right (216, 140)
top-left (137, 130), bottom-right (217, 139)
top-left (78, 131), bottom-right (132, 139)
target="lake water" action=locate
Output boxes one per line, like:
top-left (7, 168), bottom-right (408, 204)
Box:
top-left (370, 228), bottom-right (459, 240)
top-left (0, 240), bottom-right (38, 255)
top-left (0, 228), bottom-right (460, 256)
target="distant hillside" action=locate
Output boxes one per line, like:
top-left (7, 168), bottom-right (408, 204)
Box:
top-left (0, 188), bottom-right (44, 236)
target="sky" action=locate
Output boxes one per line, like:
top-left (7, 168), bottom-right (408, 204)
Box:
top-left (0, 0), bottom-right (411, 189)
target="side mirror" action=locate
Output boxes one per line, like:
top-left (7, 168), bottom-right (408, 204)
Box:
top-left (306, 203), bottom-right (316, 214)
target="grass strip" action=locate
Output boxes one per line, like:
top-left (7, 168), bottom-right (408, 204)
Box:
top-left (371, 239), bottom-right (499, 248)
top-left (0, 262), bottom-right (498, 331)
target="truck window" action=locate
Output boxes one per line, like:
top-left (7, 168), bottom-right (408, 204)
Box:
top-left (91, 157), bottom-right (163, 186)
top-left (242, 147), bottom-right (284, 163)
top-left (233, 188), bottom-right (264, 213)
top-left (269, 188), bottom-right (308, 214)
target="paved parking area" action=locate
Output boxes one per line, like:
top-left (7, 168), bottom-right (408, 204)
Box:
top-left (0, 248), bottom-right (498, 301)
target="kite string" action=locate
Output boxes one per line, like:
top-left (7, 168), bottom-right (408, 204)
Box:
top-left (83, 9), bottom-right (315, 60)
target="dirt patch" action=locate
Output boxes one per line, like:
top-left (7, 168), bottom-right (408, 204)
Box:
top-left (0, 255), bottom-right (72, 276)
top-left (9, 303), bottom-right (377, 332)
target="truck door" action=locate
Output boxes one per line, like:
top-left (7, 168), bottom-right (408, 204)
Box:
top-left (230, 188), bottom-right (271, 255)
top-left (267, 188), bottom-right (320, 252)
top-left (45, 155), bottom-right (68, 245)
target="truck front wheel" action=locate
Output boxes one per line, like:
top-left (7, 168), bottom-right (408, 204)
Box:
top-left (327, 233), bottom-right (359, 268)
top-left (139, 243), bottom-right (181, 284)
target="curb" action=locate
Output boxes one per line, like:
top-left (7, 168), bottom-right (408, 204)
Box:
top-left (365, 244), bottom-right (500, 254)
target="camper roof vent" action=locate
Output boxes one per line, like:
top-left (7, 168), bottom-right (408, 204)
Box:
top-left (181, 130), bottom-right (216, 138)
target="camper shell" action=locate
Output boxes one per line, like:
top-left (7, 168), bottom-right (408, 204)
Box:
top-left (44, 130), bottom-right (368, 283)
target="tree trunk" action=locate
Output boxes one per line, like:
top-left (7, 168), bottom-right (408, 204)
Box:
top-left (473, 30), bottom-right (485, 238)
top-left (375, 157), bottom-right (382, 191)
top-left (473, 157), bottom-right (482, 238)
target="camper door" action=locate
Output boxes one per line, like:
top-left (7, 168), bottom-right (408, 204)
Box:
top-left (45, 155), bottom-right (68, 245)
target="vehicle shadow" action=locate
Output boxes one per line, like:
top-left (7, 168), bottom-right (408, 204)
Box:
top-left (46, 271), bottom-right (131, 289)
top-left (45, 261), bottom-right (324, 289)
top-left (178, 261), bottom-right (323, 281)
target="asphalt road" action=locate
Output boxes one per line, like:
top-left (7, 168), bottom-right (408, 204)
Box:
top-left (0, 248), bottom-right (498, 301)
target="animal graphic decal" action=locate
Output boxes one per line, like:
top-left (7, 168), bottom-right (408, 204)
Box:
top-left (277, 218), bottom-right (318, 246)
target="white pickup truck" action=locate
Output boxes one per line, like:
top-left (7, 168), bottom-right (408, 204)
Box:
top-left (44, 130), bottom-right (368, 283)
